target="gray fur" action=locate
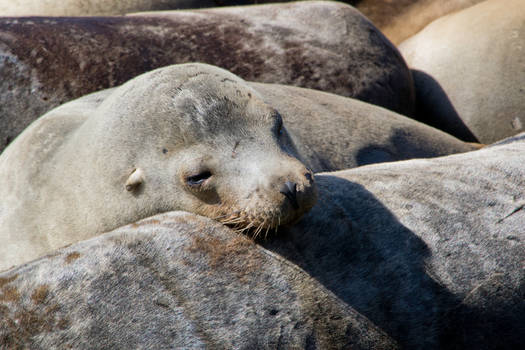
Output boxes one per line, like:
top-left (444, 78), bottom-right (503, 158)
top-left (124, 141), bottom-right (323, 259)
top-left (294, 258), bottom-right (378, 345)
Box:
top-left (268, 132), bottom-right (525, 349)
top-left (1, 134), bottom-right (524, 349)
top-left (250, 82), bottom-right (477, 170)
top-left (0, 1), bottom-right (414, 153)
top-left (0, 211), bottom-right (398, 350)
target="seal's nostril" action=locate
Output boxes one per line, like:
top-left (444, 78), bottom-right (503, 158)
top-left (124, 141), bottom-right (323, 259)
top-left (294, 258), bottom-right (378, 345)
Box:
top-left (280, 181), bottom-right (299, 209)
top-left (286, 181), bottom-right (297, 194)
top-left (304, 172), bottom-right (313, 183)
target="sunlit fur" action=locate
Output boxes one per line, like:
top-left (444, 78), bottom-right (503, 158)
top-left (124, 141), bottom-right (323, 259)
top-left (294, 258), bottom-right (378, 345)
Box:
top-left (0, 63), bottom-right (317, 270)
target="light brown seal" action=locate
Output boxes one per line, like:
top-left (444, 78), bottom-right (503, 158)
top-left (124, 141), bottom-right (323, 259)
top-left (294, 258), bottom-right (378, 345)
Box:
top-left (399, 0), bottom-right (525, 143)
top-left (353, 0), bottom-right (485, 44)
top-left (0, 63), bottom-right (316, 270)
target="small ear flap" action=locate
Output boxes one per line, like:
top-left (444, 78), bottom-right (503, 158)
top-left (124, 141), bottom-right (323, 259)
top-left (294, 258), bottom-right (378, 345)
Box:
top-left (125, 168), bottom-right (145, 191)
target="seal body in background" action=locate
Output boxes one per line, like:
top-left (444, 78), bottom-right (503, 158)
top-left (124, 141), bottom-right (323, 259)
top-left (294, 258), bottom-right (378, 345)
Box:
top-left (0, 1), bottom-right (415, 153)
top-left (400, 0), bottom-right (525, 143)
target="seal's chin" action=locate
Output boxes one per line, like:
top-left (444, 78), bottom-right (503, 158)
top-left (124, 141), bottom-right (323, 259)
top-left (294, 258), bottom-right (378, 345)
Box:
top-left (217, 212), bottom-right (291, 240)
top-left (212, 198), bottom-right (316, 240)
top-left (199, 178), bottom-right (318, 239)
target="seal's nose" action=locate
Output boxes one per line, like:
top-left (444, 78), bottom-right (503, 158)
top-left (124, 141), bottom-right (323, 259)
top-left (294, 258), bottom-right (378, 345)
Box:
top-left (280, 181), bottom-right (299, 209)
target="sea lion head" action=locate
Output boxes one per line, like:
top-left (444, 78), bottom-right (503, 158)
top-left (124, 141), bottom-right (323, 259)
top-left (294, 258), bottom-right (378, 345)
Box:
top-left (81, 63), bottom-right (317, 237)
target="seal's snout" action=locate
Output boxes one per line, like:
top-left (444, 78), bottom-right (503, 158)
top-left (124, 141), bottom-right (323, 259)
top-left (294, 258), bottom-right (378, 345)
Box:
top-left (280, 181), bottom-right (299, 209)
top-left (274, 165), bottom-right (316, 220)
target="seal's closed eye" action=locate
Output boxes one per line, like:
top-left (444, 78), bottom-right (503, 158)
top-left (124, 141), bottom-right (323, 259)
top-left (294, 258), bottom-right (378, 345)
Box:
top-left (186, 171), bottom-right (212, 187)
top-left (272, 112), bottom-right (284, 137)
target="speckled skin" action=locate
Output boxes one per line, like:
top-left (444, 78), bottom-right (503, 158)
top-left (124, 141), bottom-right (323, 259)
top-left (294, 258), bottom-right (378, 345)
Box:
top-left (1, 134), bottom-right (523, 349)
top-left (0, 1), bottom-right (415, 153)
top-left (0, 211), bottom-right (398, 350)
top-left (275, 133), bottom-right (525, 348)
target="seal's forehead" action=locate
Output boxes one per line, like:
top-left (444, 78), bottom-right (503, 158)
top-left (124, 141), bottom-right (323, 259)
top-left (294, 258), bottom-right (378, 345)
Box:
top-left (143, 63), bottom-right (250, 95)
top-left (170, 68), bottom-right (260, 101)
top-left (97, 63), bottom-right (277, 142)
top-left (158, 63), bottom-right (245, 84)
top-left (170, 74), bottom-right (274, 124)
top-left (110, 63), bottom-right (252, 103)
top-left (169, 83), bottom-right (275, 140)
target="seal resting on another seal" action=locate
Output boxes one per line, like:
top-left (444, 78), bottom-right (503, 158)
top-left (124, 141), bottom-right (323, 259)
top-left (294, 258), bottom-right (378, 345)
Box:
top-left (0, 63), bottom-right (316, 271)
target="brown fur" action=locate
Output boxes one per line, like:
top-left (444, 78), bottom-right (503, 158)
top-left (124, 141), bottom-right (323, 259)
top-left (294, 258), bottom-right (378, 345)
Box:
top-left (354, 0), bottom-right (485, 44)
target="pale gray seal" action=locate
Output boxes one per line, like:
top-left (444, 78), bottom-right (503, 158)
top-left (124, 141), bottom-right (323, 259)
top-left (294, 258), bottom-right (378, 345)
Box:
top-left (0, 63), bottom-right (316, 270)
top-left (266, 132), bottom-right (525, 348)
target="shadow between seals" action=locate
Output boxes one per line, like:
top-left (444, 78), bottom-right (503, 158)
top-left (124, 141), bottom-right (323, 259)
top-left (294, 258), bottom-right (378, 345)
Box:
top-left (262, 175), bottom-right (523, 349)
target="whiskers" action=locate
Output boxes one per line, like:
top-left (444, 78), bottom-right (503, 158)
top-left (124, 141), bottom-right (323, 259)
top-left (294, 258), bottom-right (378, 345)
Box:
top-left (213, 212), bottom-right (281, 240)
